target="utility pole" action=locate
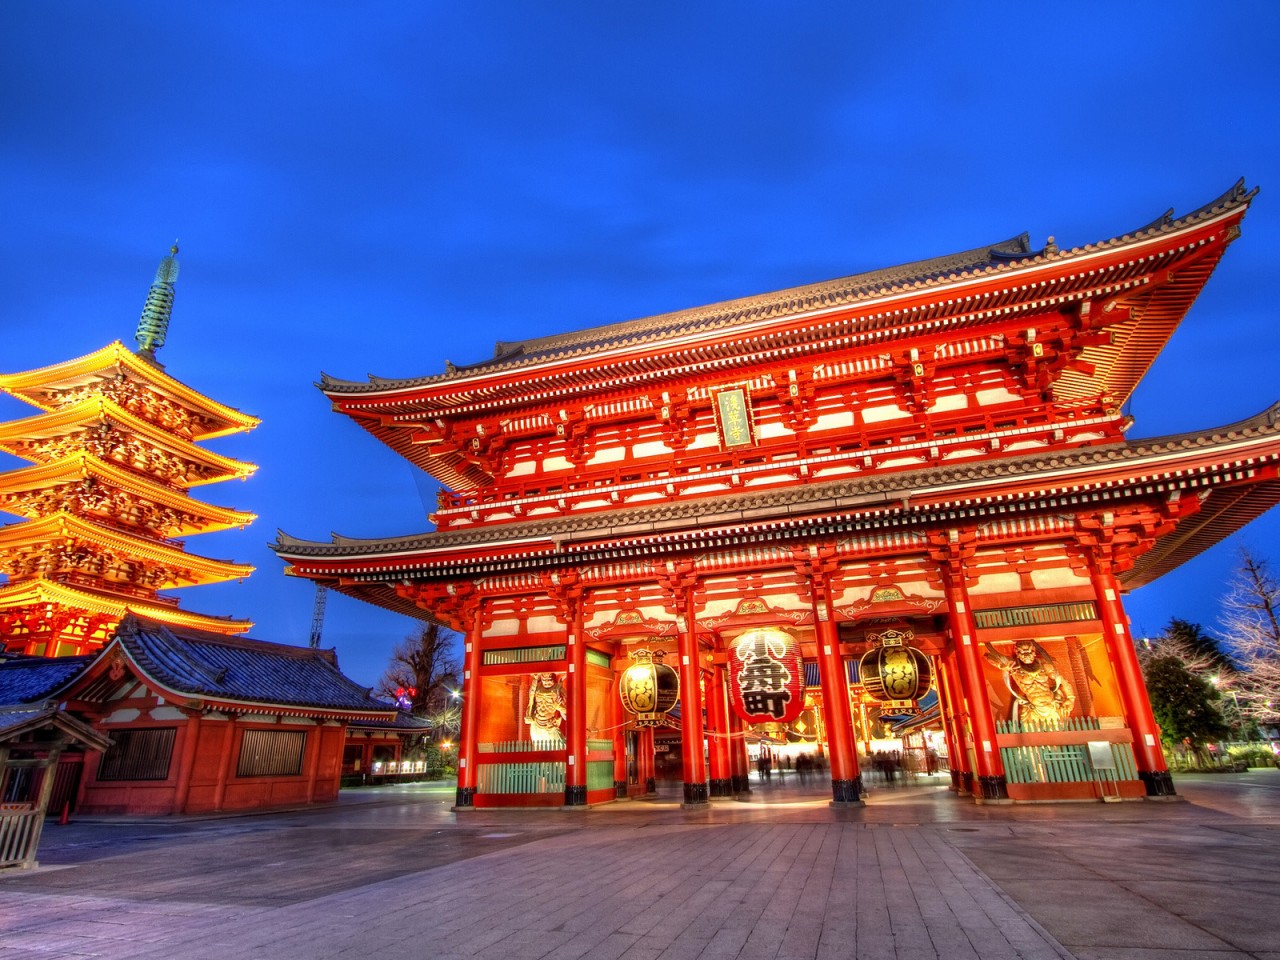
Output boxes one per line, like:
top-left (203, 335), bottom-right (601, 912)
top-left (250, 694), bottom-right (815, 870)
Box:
top-left (309, 583), bottom-right (328, 649)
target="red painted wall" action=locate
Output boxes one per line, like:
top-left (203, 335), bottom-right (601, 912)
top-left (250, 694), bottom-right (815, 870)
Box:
top-left (77, 718), bottom-right (349, 816)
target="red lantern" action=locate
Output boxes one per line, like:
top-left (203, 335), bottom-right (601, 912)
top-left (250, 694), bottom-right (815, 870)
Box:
top-left (618, 649), bottom-right (680, 727)
top-left (728, 627), bottom-right (805, 724)
top-left (858, 628), bottom-right (932, 707)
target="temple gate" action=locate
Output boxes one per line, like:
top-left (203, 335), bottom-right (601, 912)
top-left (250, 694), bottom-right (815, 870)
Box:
top-left (274, 182), bottom-right (1280, 807)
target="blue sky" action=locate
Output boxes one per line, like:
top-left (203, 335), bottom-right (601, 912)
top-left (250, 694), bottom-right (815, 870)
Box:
top-left (3, 4), bottom-right (1280, 686)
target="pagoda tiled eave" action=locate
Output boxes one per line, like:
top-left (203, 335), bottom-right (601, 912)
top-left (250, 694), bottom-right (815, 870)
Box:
top-left (0, 578), bottom-right (252, 635)
top-left (0, 397), bottom-right (257, 486)
top-left (322, 182), bottom-right (1251, 414)
top-left (0, 341), bottom-right (260, 441)
top-left (273, 402), bottom-right (1280, 598)
top-left (0, 454), bottom-right (257, 535)
top-left (0, 511), bottom-right (255, 586)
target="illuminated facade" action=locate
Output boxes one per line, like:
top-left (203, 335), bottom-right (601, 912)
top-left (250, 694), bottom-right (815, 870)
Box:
top-left (275, 182), bottom-right (1280, 806)
top-left (0, 248), bottom-right (259, 655)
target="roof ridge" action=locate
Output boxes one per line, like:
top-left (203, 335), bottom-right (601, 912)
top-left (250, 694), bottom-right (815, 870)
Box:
top-left (319, 182), bottom-right (1255, 396)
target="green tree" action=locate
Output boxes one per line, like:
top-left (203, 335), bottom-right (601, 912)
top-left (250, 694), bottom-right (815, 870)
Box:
top-left (1140, 653), bottom-right (1229, 760)
top-left (1162, 618), bottom-right (1234, 674)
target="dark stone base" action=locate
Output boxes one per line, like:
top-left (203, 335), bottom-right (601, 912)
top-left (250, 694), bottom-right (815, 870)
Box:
top-left (645, 777), bottom-right (656, 794)
top-left (731, 774), bottom-right (752, 795)
top-left (615, 780), bottom-right (628, 799)
top-left (977, 775), bottom-right (1009, 800)
top-left (683, 781), bottom-right (709, 805)
top-left (709, 778), bottom-right (733, 798)
top-left (960, 772), bottom-right (975, 795)
top-left (830, 776), bottom-right (863, 804)
top-left (949, 769), bottom-right (961, 792)
top-left (564, 785), bottom-right (588, 806)
top-left (1139, 769), bottom-right (1178, 797)
top-left (454, 786), bottom-right (475, 809)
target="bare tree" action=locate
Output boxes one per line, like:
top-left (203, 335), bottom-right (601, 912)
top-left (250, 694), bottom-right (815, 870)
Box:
top-left (378, 621), bottom-right (462, 728)
top-left (1220, 548), bottom-right (1280, 726)
top-left (1140, 618), bottom-right (1232, 676)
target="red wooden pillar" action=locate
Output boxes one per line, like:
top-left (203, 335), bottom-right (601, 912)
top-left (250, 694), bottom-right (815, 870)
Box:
top-left (727, 703), bottom-right (750, 794)
top-left (675, 612), bottom-right (709, 805)
top-left (640, 726), bottom-right (656, 794)
top-left (1089, 556), bottom-right (1175, 796)
top-left (211, 714), bottom-right (238, 813)
top-left (934, 655), bottom-right (970, 793)
top-left (662, 564), bottom-right (708, 806)
top-left (938, 548), bottom-right (1008, 801)
top-left (800, 548), bottom-right (861, 804)
top-left (455, 609), bottom-right (484, 810)
top-left (706, 652), bottom-right (733, 798)
top-left (564, 597), bottom-right (588, 806)
top-left (173, 710), bottom-right (202, 812)
top-left (304, 718), bottom-right (323, 803)
top-left (813, 612), bottom-right (862, 803)
top-left (611, 666), bottom-right (628, 799)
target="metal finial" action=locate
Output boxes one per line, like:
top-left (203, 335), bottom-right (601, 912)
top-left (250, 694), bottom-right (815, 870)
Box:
top-left (135, 243), bottom-right (180, 361)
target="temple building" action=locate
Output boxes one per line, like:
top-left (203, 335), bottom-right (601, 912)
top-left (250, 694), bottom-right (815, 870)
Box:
top-left (0, 249), bottom-right (425, 833)
top-left (0, 246), bottom-right (259, 656)
top-left (273, 181), bottom-right (1280, 807)
top-left (0, 613), bottom-right (404, 819)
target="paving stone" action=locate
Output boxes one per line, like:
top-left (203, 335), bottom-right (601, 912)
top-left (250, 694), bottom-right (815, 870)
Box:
top-left (3, 774), bottom-right (1279, 959)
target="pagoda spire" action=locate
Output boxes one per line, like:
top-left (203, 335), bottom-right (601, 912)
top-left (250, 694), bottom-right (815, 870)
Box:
top-left (135, 242), bottom-right (180, 364)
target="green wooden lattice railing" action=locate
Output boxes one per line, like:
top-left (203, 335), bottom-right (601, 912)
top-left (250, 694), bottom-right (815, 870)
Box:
top-left (478, 762), bottom-right (566, 794)
top-left (999, 742), bottom-right (1137, 784)
top-left (477, 740), bottom-right (615, 795)
top-left (996, 716), bottom-right (1103, 734)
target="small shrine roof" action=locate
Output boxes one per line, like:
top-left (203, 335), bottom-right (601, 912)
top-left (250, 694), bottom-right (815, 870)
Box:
top-left (103, 614), bottom-right (393, 715)
top-left (0, 655), bottom-right (95, 706)
top-left (348, 710), bottom-right (434, 732)
top-left (0, 703), bottom-right (113, 750)
top-left (320, 181), bottom-right (1254, 397)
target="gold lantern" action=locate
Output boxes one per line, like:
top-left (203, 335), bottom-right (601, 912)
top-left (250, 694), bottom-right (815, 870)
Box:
top-left (618, 648), bottom-right (680, 727)
top-left (858, 628), bottom-right (933, 707)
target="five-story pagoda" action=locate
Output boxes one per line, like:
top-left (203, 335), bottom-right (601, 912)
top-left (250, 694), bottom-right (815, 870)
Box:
top-left (0, 246), bottom-right (259, 656)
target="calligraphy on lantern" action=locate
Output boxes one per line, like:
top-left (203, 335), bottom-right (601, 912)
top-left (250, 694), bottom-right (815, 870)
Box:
top-left (729, 628), bottom-right (804, 724)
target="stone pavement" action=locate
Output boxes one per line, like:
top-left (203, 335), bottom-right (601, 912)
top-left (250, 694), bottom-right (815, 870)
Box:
top-left (1, 770), bottom-right (1277, 960)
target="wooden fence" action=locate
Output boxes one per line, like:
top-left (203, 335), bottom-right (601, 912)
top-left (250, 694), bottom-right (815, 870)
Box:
top-left (0, 804), bottom-right (43, 870)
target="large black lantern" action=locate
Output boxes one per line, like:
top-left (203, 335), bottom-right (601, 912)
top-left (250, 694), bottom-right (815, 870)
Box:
top-left (858, 628), bottom-right (933, 706)
top-left (618, 648), bottom-right (680, 727)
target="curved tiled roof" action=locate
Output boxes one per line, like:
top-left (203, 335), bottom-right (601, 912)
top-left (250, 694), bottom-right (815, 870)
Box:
top-left (112, 614), bottom-right (391, 714)
top-left (0, 655), bottom-right (95, 706)
top-left (0, 341), bottom-right (260, 439)
top-left (320, 181), bottom-right (1254, 395)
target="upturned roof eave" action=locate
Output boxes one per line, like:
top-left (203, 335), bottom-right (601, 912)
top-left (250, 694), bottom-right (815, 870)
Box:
top-left (0, 454), bottom-right (257, 531)
top-left (0, 341), bottom-right (260, 438)
top-left (0, 397), bottom-right (258, 483)
top-left (319, 182), bottom-right (1255, 402)
top-left (0, 578), bottom-right (253, 633)
top-left (272, 401), bottom-right (1280, 573)
top-left (0, 511), bottom-right (255, 581)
